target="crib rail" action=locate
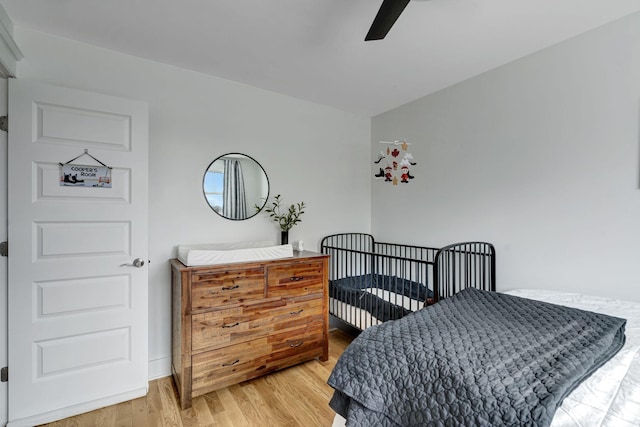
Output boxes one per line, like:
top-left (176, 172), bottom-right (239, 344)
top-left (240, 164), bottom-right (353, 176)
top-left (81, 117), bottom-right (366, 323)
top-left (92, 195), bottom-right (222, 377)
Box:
top-left (434, 242), bottom-right (496, 302)
top-left (374, 241), bottom-right (439, 264)
top-left (321, 234), bottom-right (496, 331)
top-left (321, 233), bottom-right (435, 330)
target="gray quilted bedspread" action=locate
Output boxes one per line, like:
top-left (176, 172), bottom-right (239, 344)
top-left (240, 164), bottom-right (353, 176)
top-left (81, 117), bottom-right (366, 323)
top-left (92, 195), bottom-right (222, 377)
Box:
top-left (328, 288), bottom-right (626, 427)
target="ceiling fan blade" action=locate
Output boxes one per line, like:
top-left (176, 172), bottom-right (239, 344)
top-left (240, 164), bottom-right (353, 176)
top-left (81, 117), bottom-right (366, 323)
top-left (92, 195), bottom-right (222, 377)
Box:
top-left (365, 0), bottom-right (411, 41)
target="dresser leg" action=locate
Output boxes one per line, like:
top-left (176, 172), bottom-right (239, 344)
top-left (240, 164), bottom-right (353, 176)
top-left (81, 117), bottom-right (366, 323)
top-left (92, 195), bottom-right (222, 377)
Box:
top-left (320, 339), bottom-right (329, 362)
top-left (180, 393), bottom-right (192, 411)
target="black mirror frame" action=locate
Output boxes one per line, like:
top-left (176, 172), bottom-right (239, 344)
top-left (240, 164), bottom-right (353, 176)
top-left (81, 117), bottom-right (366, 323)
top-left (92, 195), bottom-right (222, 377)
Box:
top-left (202, 152), bottom-right (270, 221)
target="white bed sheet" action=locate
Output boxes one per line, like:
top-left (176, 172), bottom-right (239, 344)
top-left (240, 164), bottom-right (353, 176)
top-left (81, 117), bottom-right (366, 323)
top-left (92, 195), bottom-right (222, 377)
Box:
top-left (332, 289), bottom-right (640, 427)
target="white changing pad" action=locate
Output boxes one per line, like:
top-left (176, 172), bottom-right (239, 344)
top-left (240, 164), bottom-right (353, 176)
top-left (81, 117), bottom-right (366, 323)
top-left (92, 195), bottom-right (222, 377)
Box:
top-left (177, 241), bottom-right (293, 266)
top-left (332, 289), bottom-right (640, 427)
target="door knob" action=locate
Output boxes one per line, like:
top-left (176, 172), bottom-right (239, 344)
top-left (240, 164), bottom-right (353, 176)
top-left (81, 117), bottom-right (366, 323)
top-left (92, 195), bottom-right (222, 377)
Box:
top-left (120, 258), bottom-right (145, 268)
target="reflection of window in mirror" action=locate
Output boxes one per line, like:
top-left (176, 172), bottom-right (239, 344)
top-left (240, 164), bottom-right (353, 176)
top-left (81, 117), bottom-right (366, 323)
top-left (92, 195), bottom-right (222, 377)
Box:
top-left (204, 166), bottom-right (224, 214)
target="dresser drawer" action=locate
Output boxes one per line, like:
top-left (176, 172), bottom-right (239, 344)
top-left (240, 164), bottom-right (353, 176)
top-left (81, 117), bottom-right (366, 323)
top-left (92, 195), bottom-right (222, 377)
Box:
top-left (267, 261), bottom-right (324, 298)
top-left (191, 267), bottom-right (264, 311)
top-left (191, 324), bottom-right (325, 397)
top-left (192, 295), bottom-right (324, 353)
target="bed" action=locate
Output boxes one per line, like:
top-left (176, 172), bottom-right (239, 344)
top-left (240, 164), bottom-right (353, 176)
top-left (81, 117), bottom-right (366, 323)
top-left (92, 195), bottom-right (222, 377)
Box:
top-left (320, 233), bottom-right (496, 330)
top-left (329, 289), bottom-right (640, 426)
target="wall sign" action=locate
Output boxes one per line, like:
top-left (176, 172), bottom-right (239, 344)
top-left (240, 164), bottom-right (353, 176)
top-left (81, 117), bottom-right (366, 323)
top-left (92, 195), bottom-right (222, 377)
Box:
top-left (59, 149), bottom-right (112, 188)
top-left (60, 163), bottom-right (112, 187)
top-left (374, 140), bottom-right (416, 186)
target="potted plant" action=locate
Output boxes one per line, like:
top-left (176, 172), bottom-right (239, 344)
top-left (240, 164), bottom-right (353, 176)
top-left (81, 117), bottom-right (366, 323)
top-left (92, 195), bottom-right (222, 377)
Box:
top-left (261, 194), bottom-right (305, 244)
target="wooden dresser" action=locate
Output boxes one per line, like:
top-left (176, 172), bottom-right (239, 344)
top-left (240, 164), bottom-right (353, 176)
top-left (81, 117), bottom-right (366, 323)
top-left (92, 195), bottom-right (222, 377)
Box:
top-left (171, 250), bottom-right (329, 409)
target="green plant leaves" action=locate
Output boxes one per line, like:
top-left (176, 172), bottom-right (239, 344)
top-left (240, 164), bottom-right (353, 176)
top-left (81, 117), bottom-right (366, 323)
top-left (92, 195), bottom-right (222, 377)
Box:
top-left (262, 194), bottom-right (305, 231)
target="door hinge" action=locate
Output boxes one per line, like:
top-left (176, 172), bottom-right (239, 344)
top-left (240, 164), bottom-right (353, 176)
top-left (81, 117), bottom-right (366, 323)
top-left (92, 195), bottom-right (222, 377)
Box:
top-left (1, 367), bottom-right (7, 382)
top-left (0, 115), bottom-right (6, 132)
top-left (0, 241), bottom-right (6, 257)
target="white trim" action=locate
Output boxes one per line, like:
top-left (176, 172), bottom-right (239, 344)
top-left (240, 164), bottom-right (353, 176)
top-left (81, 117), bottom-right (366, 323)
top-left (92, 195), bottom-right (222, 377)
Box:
top-left (6, 386), bottom-right (148, 427)
top-left (148, 356), bottom-right (171, 381)
top-left (0, 6), bottom-right (22, 60)
top-left (0, 4), bottom-right (22, 78)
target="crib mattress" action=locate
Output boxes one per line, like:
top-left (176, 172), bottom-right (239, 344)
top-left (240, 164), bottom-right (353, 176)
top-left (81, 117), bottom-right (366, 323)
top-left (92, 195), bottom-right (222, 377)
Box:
top-left (330, 298), bottom-right (383, 330)
top-left (329, 274), bottom-right (429, 325)
top-left (330, 287), bottom-right (426, 329)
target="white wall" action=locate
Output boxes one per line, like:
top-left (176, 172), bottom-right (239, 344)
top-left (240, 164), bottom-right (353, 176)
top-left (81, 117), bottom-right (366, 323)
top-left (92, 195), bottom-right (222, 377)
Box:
top-left (13, 28), bottom-right (371, 377)
top-left (372, 12), bottom-right (640, 303)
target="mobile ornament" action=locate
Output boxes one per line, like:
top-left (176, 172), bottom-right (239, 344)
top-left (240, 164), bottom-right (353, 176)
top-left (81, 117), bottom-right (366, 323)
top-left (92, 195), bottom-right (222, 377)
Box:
top-left (374, 140), bottom-right (416, 186)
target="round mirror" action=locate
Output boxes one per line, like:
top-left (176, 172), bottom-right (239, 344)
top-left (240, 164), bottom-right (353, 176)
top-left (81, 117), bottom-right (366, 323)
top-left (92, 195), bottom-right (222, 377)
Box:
top-left (203, 153), bottom-right (269, 220)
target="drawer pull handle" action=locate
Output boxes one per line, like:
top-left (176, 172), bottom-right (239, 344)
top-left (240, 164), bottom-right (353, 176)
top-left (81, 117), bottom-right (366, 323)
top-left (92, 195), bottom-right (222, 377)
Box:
top-left (289, 276), bottom-right (304, 282)
top-left (221, 285), bottom-right (239, 290)
top-left (290, 309), bottom-right (304, 315)
top-left (222, 359), bottom-right (240, 367)
top-left (289, 340), bottom-right (304, 348)
top-left (222, 322), bottom-right (240, 328)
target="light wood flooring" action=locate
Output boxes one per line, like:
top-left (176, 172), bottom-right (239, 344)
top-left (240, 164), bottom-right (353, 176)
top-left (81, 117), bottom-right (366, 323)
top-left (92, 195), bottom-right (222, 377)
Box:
top-left (40, 329), bottom-right (355, 427)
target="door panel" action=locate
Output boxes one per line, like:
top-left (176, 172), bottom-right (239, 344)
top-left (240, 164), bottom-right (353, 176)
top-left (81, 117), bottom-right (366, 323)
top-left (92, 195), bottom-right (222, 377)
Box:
top-left (37, 327), bottom-right (130, 375)
top-left (36, 163), bottom-right (131, 202)
top-left (7, 79), bottom-right (148, 425)
top-left (37, 103), bottom-right (132, 149)
top-left (36, 274), bottom-right (130, 317)
top-left (36, 220), bottom-right (131, 257)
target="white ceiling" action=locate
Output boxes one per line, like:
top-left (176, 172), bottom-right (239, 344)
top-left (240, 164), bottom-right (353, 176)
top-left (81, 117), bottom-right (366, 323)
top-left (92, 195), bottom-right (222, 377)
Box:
top-left (1, 0), bottom-right (639, 116)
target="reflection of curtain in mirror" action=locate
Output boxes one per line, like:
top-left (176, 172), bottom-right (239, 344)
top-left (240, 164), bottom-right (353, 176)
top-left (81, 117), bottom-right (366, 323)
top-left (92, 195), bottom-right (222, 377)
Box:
top-left (223, 159), bottom-right (247, 220)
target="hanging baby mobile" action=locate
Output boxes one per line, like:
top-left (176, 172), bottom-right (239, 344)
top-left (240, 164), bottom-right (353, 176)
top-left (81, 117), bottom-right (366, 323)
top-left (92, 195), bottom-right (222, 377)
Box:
top-left (374, 139), bottom-right (416, 185)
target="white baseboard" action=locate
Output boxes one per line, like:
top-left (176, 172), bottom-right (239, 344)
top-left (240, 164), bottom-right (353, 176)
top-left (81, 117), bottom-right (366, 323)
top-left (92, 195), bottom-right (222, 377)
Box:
top-left (148, 356), bottom-right (171, 380)
top-left (6, 386), bottom-right (148, 427)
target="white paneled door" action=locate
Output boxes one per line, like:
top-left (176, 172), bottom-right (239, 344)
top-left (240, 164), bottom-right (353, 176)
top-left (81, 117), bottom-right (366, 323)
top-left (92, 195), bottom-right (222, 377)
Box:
top-left (7, 79), bottom-right (149, 426)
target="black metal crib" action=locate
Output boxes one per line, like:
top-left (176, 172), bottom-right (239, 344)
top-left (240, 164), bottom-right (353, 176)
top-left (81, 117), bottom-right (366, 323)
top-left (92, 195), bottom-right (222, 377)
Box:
top-left (320, 233), bottom-right (495, 330)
